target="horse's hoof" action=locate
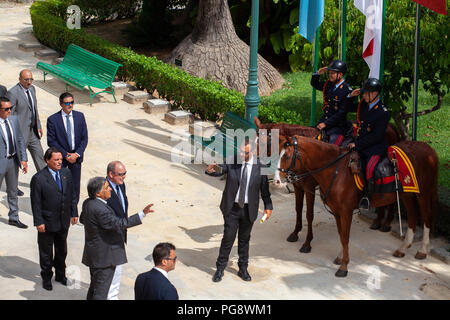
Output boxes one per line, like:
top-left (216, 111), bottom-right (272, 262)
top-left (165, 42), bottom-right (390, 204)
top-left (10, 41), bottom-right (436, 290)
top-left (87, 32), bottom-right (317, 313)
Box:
top-left (393, 250), bottom-right (405, 258)
top-left (379, 225), bottom-right (391, 233)
top-left (286, 233), bottom-right (299, 242)
top-left (415, 252), bottom-right (427, 260)
top-left (299, 245), bottom-right (311, 253)
top-left (370, 221), bottom-right (381, 230)
top-left (335, 269), bottom-right (348, 278)
top-left (333, 257), bottom-right (342, 265)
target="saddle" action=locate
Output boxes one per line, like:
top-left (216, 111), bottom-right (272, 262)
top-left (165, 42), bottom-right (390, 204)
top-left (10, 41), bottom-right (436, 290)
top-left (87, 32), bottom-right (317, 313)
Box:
top-left (349, 145), bottom-right (420, 194)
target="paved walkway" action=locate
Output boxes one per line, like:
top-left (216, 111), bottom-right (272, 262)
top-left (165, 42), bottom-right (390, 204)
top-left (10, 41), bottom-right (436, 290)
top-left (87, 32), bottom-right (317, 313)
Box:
top-left (0, 3), bottom-right (449, 300)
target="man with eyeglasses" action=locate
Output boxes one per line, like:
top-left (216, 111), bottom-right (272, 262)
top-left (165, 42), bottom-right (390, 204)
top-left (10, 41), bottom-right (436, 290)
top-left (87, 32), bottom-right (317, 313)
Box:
top-left (134, 242), bottom-right (179, 300)
top-left (0, 97), bottom-right (28, 228)
top-left (7, 70), bottom-right (46, 191)
top-left (47, 92), bottom-right (88, 204)
top-left (106, 161), bottom-right (129, 242)
top-left (80, 177), bottom-right (154, 300)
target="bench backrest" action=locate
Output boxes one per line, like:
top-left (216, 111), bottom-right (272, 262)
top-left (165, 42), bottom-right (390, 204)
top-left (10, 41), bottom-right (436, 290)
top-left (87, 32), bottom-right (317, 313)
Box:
top-left (219, 112), bottom-right (257, 134)
top-left (61, 44), bottom-right (122, 85)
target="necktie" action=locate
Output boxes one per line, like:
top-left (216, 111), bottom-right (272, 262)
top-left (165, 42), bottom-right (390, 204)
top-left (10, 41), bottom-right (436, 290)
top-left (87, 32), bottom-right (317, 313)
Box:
top-left (26, 90), bottom-right (36, 127)
top-left (237, 163), bottom-right (248, 208)
top-left (55, 171), bottom-right (62, 191)
top-left (116, 185), bottom-right (125, 212)
top-left (65, 114), bottom-right (73, 150)
top-left (4, 119), bottom-right (15, 156)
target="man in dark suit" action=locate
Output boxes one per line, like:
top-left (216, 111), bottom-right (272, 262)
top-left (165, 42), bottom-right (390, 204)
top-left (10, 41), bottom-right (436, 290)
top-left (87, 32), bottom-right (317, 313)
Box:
top-left (80, 177), bottom-right (154, 300)
top-left (30, 147), bottom-right (78, 290)
top-left (134, 242), bottom-right (179, 300)
top-left (0, 97), bottom-right (28, 228)
top-left (7, 70), bottom-right (46, 174)
top-left (0, 84), bottom-right (6, 97)
top-left (206, 138), bottom-right (273, 282)
top-left (106, 161), bottom-right (129, 243)
top-left (47, 92), bottom-right (88, 204)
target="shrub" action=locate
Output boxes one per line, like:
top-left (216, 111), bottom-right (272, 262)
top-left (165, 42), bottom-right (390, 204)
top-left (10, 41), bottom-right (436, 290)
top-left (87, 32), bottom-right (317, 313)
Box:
top-left (30, 0), bottom-right (300, 124)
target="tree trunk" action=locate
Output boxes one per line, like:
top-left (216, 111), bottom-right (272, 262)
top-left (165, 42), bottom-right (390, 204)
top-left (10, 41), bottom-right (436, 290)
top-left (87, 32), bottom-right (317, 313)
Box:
top-left (165, 0), bottom-right (284, 96)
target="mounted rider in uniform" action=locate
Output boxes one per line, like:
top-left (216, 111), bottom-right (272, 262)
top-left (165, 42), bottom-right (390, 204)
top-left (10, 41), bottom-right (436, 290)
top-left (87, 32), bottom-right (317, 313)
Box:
top-left (310, 60), bottom-right (353, 146)
top-left (347, 78), bottom-right (391, 210)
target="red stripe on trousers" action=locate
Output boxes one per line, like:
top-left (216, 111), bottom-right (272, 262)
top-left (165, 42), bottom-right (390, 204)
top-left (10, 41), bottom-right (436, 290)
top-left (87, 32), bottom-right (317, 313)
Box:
top-left (334, 135), bottom-right (344, 146)
top-left (366, 155), bottom-right (380, 179)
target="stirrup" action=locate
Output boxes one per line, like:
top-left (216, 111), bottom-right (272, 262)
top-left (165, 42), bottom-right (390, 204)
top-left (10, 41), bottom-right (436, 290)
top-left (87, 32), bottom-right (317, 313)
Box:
top-left (359, 196), bottom-right (370, 211)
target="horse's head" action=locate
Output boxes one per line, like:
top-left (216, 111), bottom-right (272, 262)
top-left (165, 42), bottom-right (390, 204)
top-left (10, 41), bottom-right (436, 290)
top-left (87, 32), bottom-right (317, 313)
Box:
top-left (274, 135), bottom-right (304, 187)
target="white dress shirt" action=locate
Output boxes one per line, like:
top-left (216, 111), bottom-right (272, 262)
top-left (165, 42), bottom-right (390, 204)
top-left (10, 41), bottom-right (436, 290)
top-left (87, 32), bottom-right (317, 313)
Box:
top-left (234, 157), bottom-right (254, 204)
top-left (61, 110), bottom-right (75, 150)
top-left (0, 118), bottom-right (15, 156)
top-left (154, 267), bottom-right (169, 279)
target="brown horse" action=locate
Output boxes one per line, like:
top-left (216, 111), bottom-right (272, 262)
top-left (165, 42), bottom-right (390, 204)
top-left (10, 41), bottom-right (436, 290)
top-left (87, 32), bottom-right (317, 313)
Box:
top-left (254, 117), bottom-right (401, 253)
top-left (278, 135), bottom-right (438, 277)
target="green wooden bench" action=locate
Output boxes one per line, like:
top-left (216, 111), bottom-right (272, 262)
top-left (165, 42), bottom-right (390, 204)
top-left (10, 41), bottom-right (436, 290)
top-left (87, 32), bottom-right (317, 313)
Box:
top-left (190, 111), bottom-right (257, 164)
top-left (36, 44), bottom-right (122, 106)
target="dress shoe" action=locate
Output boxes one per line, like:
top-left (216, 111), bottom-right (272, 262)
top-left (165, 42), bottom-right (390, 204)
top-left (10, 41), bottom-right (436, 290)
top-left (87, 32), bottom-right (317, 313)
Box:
top-left (43, 280), bottom-right (53, 291)
top-left (237, 268), bottom-right (252, 281)
top-left (17, 189), bottom-right (24, 197)
top-left (8, 219), bottom-right (28, 229)
top-left (55, 276), bottom-right (68, 286)
top-left (212, 269), bottom-right (224, 282)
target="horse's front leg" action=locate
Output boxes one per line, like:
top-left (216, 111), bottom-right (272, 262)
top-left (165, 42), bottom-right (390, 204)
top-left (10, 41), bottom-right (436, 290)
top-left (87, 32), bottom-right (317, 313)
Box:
top-left (335, 211), bottom-right (353, 278)
top-left (370, 207), bottom-right (384, 230)
top-left (380, 204), bottom-right (395, 232)
top-left (299, 182), bottom-right (315, 253)
top-left (287, 183), bottom-right (304, 242)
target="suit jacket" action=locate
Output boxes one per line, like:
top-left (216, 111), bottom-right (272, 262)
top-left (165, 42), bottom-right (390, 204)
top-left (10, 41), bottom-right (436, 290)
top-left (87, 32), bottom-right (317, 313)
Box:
top-left (7, 83), bottom-right (41, 141)
top-left (348, 99), bottom-right (390, 158)
top-left (106, 179), bottom-right (129, 243)
top-left (0, 115), bottom-right (28, 173)
top-left (218, 160), bottom-right (273, 222)
top-left (311, 74), bottom-right (354, 135)
top-left (134, 268), bottom-right (179, 300)
top-left (47, 110), bottom-right (88, 162)
top-left (0, 85), bottom-right (6, 97)
top-left (30, 167), bottom-right (78, 232)
top-left (80, 198), bottom-right (142, 269)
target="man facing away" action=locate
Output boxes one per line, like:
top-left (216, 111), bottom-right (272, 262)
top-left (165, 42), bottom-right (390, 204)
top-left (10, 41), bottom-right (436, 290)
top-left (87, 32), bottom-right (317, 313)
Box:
top-left (134, 242), bottom-right (179, 300)
top-left (80, 177), bottom-right (154, 300)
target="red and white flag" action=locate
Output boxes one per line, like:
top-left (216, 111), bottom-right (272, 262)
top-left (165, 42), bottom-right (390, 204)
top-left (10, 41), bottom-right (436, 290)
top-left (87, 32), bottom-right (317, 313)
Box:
top-left (354, 0), bottom-right (385, 79)
top-left (412, 0), bottom-right (447, 15)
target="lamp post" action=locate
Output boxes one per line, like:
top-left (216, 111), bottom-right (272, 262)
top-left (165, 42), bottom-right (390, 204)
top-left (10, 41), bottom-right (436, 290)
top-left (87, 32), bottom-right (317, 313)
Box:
top-left (244, 0), bottom-right (260, 124)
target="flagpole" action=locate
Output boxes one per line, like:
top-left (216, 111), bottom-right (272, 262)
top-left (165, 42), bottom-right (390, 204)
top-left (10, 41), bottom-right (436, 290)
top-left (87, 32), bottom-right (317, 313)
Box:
top-left (341, 0), bottom-right (348, 63)
top-left (412, 3), bottom-right (421, 141)
top-left (379, 0), bottom-right (386, 88)
top-left (310, 27), bottom-right (320, 126)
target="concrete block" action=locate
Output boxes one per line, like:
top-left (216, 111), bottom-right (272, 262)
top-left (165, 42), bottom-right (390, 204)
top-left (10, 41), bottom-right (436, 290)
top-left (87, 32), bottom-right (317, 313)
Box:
top-left (164, 110), bottom-right (194, 125)
top-left (143, 99), bottom-right (171, 114)
top-left (430, 247), bottom-right (450, 264)
top-left (52, 57), bottom-right (63, 65)
top-left (18, 43), bottom-right (43, 52)
top-left (189, 121), bottom-right (218, 138)
top-left (34, 48), bottom-right (59, 60)
top-left (123, 90), bottom-right (151, 104)
top-left (112, 82), bottom-right (135, 96)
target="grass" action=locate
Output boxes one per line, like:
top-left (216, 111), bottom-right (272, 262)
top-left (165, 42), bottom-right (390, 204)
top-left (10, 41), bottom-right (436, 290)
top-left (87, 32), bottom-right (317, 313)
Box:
top-left (261, 71), bottom-right (450, 189)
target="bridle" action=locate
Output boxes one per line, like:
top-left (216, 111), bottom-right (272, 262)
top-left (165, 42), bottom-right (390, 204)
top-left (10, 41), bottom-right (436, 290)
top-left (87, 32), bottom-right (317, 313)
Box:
top-left (278, 136), bottom-right (352, 210)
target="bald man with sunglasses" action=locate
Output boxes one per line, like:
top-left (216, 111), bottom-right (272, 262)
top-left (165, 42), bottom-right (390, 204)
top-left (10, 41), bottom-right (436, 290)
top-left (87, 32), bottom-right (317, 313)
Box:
top-left (47, 92), bottom-right (88, 204)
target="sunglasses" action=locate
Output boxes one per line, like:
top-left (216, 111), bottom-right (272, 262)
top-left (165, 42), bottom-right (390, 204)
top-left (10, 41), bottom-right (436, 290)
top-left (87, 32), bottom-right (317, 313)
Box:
top-left (0, 107), bottom-right (12, 111)
top-left (115, 171), bottom-right (127, 177)
top-left (164, 256), bottom-right (177, 261)
top-left (22, 78), bottom-right (34, 82)
top-left (63, 101), bottom-right (74, 106)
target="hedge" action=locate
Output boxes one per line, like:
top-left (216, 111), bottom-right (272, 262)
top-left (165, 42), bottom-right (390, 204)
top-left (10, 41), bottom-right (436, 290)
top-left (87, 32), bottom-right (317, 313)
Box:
top-left (30, 0), bottom-right (302, 124)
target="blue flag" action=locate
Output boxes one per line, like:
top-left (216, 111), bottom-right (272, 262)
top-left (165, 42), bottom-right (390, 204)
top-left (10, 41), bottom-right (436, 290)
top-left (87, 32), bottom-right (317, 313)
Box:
top-left (298, 0), bottom-right (325, 43)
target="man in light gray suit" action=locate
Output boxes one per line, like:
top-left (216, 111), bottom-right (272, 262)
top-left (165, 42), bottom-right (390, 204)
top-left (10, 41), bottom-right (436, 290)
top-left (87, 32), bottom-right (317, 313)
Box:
top-left (80, 177), bottom-right (154, 300)
top-left (7, 70), bottom-right (46, 178)
top-left (0, 97), bottom-right (28, 228)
